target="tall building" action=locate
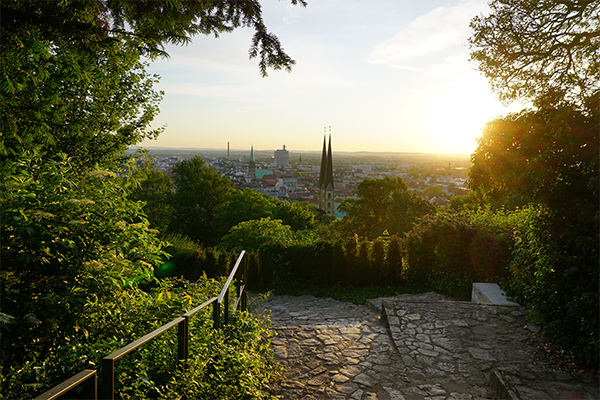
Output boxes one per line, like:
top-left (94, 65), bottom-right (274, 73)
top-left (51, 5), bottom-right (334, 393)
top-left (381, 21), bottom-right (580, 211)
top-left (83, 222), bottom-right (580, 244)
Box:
top-left (274, 145), bottom-right (289, 166)
top-left (318, 135), bottom-right (335, 215)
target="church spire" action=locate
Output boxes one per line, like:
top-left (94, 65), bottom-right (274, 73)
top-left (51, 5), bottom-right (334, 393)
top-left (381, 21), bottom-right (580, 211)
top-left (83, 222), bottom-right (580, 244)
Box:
top-left (325, 134), bottom-right (334, 190)
top-left (319, 134), bottom-right (327, 190)
top-left (318, 127), bottom-right (335, 215)
top-left (248, 144), bottom-right (256, 180)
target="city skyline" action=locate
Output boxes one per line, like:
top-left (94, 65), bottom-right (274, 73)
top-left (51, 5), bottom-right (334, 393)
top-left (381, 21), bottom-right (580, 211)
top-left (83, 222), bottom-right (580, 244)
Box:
top-left (140, 0), bottom-right (528, 155)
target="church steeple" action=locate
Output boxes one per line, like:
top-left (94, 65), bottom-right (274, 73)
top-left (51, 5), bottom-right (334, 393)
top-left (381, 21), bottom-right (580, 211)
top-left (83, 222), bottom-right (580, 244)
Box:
top-left (318, 135), bottom-right (327, 210)
top-left (248, 145), bottom-right (256, 180)
top-left (325, 135), bottom-right (334, 190)
top-left (318, 128), bottom-right (335, 215)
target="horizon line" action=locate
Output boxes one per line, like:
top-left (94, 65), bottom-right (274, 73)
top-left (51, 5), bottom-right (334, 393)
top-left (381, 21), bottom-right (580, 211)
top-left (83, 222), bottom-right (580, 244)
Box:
top-left (130, 145), bottom-right (471, 157)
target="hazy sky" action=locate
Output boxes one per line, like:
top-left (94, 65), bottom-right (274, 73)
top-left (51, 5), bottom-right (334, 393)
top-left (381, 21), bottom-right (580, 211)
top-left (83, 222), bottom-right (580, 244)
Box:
top-left (140, 0), bottom-right (527, 155)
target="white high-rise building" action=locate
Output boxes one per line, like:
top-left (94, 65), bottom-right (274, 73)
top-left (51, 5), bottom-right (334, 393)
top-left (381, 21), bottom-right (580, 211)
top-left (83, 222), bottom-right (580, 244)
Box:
top-left (274, 145), bottom-right (289, 166)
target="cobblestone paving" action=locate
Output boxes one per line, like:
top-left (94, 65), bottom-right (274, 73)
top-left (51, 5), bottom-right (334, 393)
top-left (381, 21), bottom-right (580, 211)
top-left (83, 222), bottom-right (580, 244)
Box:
top-left (251, 292), bottom-right (599, 400)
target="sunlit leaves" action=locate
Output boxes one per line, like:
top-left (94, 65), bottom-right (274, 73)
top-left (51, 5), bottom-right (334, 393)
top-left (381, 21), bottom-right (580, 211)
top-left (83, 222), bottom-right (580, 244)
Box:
top-left (1, 153), bottom-right (168, 369)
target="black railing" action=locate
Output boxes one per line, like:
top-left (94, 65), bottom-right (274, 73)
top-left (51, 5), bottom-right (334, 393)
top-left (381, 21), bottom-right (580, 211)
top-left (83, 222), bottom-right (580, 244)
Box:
top-left (34, 250), bottom-right (248, 400)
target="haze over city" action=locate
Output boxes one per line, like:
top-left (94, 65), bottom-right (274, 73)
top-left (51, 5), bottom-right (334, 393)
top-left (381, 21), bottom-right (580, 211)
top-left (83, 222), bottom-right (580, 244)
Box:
top-left (140, 0), bottom-right (528, 155)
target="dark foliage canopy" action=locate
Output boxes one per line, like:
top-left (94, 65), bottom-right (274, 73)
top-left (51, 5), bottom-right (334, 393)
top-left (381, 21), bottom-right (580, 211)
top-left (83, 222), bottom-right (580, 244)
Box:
top-left (469, 0), bottom-right (600, 108)
top-left (1, 0), bottom-right (305, 167)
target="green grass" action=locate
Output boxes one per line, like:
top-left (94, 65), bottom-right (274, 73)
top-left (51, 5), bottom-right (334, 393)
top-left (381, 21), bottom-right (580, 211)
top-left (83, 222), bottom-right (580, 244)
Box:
top-left (269, 281), bottom-right (429, 305)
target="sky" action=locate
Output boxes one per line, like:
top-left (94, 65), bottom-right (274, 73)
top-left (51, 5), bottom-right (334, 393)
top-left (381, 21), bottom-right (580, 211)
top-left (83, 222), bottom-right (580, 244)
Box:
top-left (140, 0), bottom-right (527, 155)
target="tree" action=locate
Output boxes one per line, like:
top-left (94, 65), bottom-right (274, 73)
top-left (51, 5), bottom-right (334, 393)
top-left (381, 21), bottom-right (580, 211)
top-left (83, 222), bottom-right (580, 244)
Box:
top-left (422, 185), bottom-right (445, 199)
top-left (469, 105), bottom-right (598, 215)
top-left (339, 177), bottom-right (434, 238)
top-left (1, 4), bottom-right (164, 167)
top-left (1, 0), bottom-right (306, 167)
top-left (214, 188), bottom-right (275, 237)
top-left (468, 89), bottom-right (599, 370)
top-left (338, 177), bottom-right (408, 237)
top-left (219, 217), bottom-right (295, 252)
top-left (1, 153), bottom-right (165, 367)
top-left (214, 189), bottom-right (317, 239)
top-left (171, 156), bottom-right (234, 246)
top-left (129, 168), bottom-right (175, 235)
top-left (468, 0), bottom-right (599, 367)
top-left (270, 199), bottom-right (318, 232)
top-left (1, 0), bottom-right (306, 62)
top-left (468, 0), bottom-right (600, 108)
top-left (387, 190), bottom-right (436, 236)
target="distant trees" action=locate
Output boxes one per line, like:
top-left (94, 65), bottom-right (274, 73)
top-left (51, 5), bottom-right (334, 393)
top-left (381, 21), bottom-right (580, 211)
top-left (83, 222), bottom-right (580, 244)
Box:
top-left (129, 168), bottom-right (175, 235)
top-left (170, 156), bottom-right (234, 246)
top-left (422, 185), bottom-right (445, 199)
top-left (214, 190), bottom-right (318, 238)
top-left (339, 177), bottom-right (435, 238)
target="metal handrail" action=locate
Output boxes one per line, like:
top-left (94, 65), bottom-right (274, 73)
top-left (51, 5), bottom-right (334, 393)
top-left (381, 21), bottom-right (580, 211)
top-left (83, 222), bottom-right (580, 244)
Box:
top-left (33, 369), bottom-right (97, 400)
top-left (102, 317), bottom-right (185, 400)
top-left (218, 250), bottom-right (245, 303)
top-left (34, 250), bottom-right (248, 400)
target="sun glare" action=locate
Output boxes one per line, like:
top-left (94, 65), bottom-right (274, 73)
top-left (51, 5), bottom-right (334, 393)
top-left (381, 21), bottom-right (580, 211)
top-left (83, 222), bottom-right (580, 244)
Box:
top-left (425, 79), bottom-right (514, 155)
top-left (427, 105), bottom-right (486, 154)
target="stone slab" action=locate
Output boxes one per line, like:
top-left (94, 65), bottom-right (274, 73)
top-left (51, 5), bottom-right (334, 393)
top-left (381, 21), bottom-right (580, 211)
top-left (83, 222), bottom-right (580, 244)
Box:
top-left (471, 282), bottom-right (520, 306)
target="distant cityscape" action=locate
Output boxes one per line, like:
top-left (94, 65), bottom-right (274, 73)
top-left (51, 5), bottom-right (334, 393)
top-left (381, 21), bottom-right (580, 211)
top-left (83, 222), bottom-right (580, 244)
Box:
top-left (129, 144), bottom-right (471, 216)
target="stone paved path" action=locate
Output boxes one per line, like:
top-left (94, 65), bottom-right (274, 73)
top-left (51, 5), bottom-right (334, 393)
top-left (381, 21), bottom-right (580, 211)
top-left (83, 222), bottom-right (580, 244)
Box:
top-left (251, 292), bottom-right (599, 400)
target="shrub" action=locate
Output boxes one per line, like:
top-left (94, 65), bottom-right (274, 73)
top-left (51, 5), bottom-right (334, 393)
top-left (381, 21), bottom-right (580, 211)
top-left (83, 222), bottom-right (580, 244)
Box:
top-left (504, 206), bottom-right (599, 369)
top-left (1, 154), bottom-right (166, 368)
top-left (404, 210), bottom-right (513, 299)
top-left (357, 239), bottom-right (371, 286)
top-left (386, 235), bottom-right (403, 284)
top-left (371, 238), bottom-right (385, 284)
top-left (160, 232), bottom-right (202, 280)
top-left (1, 278), bottom-right (277, 399)
top-left (345, 235), bottom-right (359, 285)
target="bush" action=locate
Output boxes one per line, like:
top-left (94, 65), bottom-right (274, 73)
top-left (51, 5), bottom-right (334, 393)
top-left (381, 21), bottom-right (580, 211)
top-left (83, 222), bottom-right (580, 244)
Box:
top-left (160, 233), bottom-right (202, 279)
top-left (357, 239), bottom-right (371, 286)
top-left (371, 238), bottom-right (385, 283)
top-left (386, 235), bottom-right (403, 284)
top-left (1, 154), bottom-right (166, 368)
top-left (0, 278), bottom-right (277, 400)
top-left (345, 235), bottom-right (359, 285)
top-left (504, 206), bottom-right (599, 369)
top-left (404, 209), bottom-right (514, 299)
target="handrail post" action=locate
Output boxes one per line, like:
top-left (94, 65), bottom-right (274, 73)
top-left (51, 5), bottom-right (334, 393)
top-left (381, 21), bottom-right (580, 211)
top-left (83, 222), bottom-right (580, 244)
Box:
top-left (102, 358), bottom-right (114, 400)
top-left (213, 300), bottom-right (221, 330)
top-left (241, 253), bottom-right (248, 311)
top-left (235, 260), bottom-right (242, 310)
top-left (223, 288), bottom-right (229, 326)
top-left (84, 371), bottom-right (97, 400)
top-left (177, 316), bottom-right (189, 368)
